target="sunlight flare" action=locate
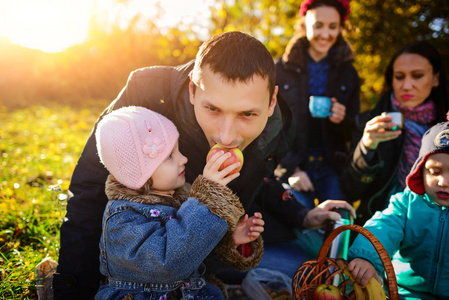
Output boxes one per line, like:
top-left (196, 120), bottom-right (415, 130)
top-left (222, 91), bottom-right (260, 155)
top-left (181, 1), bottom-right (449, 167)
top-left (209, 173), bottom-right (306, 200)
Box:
top-left (0, 0), bottom-right (92, 52)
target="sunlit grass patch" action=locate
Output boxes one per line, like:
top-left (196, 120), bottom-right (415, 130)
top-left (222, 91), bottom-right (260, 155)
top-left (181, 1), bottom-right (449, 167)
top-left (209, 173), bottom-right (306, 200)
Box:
top-left (0, 105), bottom-right (101, 299)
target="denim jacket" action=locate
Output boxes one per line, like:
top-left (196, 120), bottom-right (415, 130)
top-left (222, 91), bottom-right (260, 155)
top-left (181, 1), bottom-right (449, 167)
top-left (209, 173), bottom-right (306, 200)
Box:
top-left (95, 175), bottom-right (264, 300)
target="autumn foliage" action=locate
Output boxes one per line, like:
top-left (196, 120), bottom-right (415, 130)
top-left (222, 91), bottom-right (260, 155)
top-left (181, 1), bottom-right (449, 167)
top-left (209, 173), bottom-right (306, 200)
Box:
top-left (0, 0), bottom-right (448, 112)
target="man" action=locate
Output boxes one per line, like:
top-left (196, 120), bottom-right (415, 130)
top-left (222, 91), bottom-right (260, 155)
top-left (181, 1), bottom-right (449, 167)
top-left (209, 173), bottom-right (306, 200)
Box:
top-left (53, 31), bottom-right (353, 299)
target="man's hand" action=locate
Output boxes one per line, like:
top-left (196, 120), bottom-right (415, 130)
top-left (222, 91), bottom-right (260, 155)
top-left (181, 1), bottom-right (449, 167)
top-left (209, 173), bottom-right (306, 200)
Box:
top-left (329, 98), bottom-right (346, 124)
top-left (348, 258), bottom-right (382, 288)
top-left (203, 150), bottom-right (240, 185)
top-left (233, 212), bottom-right (264, 247)
top-left (288, 167), bottom-right (314, 192)
top-left (302, 200), bottom-right (356, 230)
top-left (361, 113), bottom-right (402, 150)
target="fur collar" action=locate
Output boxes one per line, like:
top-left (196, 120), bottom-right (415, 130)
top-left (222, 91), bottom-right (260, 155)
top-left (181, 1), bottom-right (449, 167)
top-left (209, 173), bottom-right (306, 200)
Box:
top-left (105, 175), bottom-right (190, 209)
top-left (282, 36), bottom-right (354, 68)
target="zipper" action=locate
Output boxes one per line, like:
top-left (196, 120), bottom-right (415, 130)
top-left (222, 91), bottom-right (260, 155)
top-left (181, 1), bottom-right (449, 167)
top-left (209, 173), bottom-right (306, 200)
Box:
top-left (430, 208), bottom-right (448, 294)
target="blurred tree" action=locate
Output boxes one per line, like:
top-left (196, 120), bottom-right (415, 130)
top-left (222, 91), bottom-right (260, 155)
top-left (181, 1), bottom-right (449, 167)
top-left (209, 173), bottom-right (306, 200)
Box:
top-left (210, 0), bottom-right (299, 58)
top-left (347, 0), bottom-right (449, 111)
top-left (1, 0), bottom-right (447, 110)
top-left (209, 0), bottom-right (449, 112)
top-left (0, 2), bottom-right (202, 108)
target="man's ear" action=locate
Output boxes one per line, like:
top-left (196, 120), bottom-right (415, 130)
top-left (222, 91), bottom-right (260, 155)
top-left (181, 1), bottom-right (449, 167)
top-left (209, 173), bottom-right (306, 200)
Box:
top-left (188, 81), bottom-right (195, 105)
top-left (268, 85), bottom-right (278, 117)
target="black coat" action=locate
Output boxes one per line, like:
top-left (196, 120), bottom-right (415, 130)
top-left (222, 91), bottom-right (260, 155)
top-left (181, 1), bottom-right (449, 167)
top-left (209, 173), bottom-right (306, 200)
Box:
top-left (276, 37), bottom-right (360, 178)
top-left (340, 92), bottom-right (405, 226)
top-left (53, 60), bottom-right (304, 299)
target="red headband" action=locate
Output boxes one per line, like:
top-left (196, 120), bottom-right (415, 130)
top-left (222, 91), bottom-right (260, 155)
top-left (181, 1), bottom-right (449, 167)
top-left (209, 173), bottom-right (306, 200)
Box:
top-left (300, 0), bottom-right (351, 21)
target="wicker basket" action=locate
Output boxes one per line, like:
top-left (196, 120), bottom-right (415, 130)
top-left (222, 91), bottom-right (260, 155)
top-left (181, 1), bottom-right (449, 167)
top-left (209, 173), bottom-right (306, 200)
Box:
top-left (292, 224), bottom-right (398, 300)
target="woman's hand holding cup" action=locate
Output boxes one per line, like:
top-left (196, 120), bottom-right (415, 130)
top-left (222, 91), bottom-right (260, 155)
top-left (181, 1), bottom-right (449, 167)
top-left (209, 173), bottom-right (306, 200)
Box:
top-left (309, 96), bottom-right (346, 124)
top-left (329, 98), bottom-right (346, 124)
top-left (361, 112), bottom-right (403, 150)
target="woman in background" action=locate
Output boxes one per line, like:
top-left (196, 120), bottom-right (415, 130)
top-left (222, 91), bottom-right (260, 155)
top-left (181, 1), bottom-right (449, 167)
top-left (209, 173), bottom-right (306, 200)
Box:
top-left (275, 0), bottom-right (360, 210)
top-left (340, 41), bottom-right (449, 226)
top-left (259, 0), bottom-right (360, 275)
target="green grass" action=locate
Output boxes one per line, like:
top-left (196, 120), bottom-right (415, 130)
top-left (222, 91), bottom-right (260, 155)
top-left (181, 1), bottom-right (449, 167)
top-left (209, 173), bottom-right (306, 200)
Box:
top-left (0, 104), bottom-right (104, 299)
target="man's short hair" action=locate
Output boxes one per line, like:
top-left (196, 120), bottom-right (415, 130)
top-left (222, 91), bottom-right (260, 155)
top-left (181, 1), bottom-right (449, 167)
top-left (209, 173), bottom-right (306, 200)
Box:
top-left (191, 31), bottom-right (276, 101)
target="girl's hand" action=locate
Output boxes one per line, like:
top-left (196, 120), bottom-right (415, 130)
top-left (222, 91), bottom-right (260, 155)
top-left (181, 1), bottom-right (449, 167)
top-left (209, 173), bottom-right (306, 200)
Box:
top-left (233, 213), bottom-right (264, 247)
top-left (361, 113), bottom-right (402, 150)
top-left (329, 98), bottom-right (346, 124)
top-left (348, 258), bottom-right (382, 288)
top-left (203, 150), bottom-right (240, 186)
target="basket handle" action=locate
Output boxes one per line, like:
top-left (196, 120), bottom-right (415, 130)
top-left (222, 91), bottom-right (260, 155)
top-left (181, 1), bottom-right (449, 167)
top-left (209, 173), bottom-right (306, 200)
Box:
top-left (317, 224), bottom-right (398, 300)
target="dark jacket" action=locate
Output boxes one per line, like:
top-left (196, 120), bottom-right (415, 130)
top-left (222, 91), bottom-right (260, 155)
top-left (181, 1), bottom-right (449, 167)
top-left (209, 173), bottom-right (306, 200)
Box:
top-left (53, 60), bottom-right (303, 299)
top-left (276, 37), bottom-right (360, 177)
top-left (340, 92), bottom-right (405, 226)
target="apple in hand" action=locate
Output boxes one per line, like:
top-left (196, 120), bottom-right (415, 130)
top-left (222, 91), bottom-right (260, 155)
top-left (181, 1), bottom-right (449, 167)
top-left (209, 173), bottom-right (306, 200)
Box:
top-left (313, 284), bottom-right (342, 300)
top-left (206, 144), bottom-right (244, 175)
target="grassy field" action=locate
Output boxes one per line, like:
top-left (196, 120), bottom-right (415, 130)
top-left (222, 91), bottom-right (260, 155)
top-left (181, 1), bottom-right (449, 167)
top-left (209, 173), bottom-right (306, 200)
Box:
top-left (0, 104), bottom-right (105, 299)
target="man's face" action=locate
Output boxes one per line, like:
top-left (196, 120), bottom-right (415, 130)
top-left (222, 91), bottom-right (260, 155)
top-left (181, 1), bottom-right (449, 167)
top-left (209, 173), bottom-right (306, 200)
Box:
top-left (189, 65), bottom-right (277, 151)
top-left (423, 153), bottom-right (449, 207)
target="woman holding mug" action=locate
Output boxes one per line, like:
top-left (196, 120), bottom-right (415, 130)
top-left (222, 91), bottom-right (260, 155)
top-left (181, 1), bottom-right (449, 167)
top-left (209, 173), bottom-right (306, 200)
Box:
top-left (341, 41), bottom-right (449, 226)
top-left (275, 0), bottom-right (360, 209)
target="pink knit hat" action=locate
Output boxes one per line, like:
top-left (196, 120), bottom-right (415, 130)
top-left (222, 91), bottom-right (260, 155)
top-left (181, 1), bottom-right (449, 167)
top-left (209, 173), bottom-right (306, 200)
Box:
top-left (95, 106), bottom-right (179, 190)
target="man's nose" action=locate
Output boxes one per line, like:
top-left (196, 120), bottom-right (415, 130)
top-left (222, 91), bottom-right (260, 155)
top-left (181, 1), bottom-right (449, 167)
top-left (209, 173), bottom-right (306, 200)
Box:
top-left (218, 117), bottom-right (237, 147)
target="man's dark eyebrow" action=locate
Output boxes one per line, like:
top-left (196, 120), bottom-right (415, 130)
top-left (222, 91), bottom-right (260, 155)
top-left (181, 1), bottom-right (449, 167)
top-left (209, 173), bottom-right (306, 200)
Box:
top-left (201, 98), bottom-right (262, 114)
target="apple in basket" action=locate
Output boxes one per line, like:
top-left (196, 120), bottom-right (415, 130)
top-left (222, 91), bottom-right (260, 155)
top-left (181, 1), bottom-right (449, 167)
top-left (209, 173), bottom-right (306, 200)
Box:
top-left (313, 284), bottom-right (343, 300)
top-left (206, 145), bottom-right (244, 175)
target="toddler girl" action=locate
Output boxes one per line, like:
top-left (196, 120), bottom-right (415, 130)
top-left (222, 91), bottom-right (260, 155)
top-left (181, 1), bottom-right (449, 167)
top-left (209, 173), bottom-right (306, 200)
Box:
top-left (94, 106), bottom-right (264, 300)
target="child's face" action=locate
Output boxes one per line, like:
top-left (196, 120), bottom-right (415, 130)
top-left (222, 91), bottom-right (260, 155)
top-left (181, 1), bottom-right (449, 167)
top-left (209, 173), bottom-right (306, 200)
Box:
top-left (423, 153), bottom-right (449, 207)
top-left (151, 140), bottom-right (188, 191)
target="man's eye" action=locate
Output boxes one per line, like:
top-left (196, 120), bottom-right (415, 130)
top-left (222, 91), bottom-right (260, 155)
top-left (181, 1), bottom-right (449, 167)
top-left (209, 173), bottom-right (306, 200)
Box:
top-left (206, 106), bottom-right (217, 112)
top-left (243, 112), bottom-right (256, 118)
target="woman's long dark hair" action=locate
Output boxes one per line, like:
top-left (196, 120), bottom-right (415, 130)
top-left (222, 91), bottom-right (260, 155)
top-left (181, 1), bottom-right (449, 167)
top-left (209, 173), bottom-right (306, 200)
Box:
top-left (384, 41), bottom-right (449, 122)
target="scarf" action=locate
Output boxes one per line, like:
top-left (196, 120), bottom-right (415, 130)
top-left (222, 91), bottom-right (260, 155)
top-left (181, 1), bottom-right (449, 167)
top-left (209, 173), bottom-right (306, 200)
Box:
top-left (392, 95), bottom-right (437, 187)
top-left (148, 189), bottom-right (175, 198)
top-left (307, 53), bottom-right (330, 96)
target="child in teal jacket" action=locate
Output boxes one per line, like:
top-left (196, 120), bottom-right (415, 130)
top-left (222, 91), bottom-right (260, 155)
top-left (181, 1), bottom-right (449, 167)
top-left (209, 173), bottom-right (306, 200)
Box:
top-left (348, 113), bottom-right (449, 299)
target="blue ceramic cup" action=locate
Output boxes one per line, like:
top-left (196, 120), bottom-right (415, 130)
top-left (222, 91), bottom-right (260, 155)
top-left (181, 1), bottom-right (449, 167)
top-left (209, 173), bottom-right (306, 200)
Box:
top-left (309, 96), bottom-right (333, 118)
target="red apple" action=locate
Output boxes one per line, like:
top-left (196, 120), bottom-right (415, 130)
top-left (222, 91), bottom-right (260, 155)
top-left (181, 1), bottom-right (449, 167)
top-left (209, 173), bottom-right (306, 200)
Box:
top-left (206, 144), bottom-right (244, 175)
top-left (313, 284), bottom-right (342, 300)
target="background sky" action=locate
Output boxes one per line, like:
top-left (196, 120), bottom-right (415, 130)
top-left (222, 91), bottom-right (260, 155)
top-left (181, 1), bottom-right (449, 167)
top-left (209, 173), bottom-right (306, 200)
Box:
top-left (0, 0), bottom-right (212, 52)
